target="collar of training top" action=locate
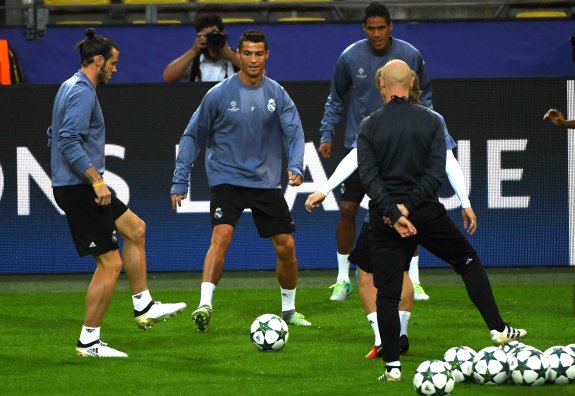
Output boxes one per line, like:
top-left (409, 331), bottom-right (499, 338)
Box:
top-left (390, 95), bottom-right (408, 103)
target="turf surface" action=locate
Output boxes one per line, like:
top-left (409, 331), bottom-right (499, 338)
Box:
top-left (1, 268), bottom-right (574, 395)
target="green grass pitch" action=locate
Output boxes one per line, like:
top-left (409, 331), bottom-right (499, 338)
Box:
top-left (1, 268), bottom-right (574, 395)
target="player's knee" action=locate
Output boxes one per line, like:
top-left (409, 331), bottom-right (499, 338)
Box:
top-left (339, 206), bottom-right (358, 224)
top-left (274, 236), bottom-right (295, 259)
top-left (132, 218), bottom-right (146, 242)
top-left (96, 251), bottom-right (123, 275)
top-left (211, 226), bottom-right (233, 249)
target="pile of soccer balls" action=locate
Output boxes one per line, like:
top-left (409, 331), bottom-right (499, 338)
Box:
top-left (250, 314), bottom-right (289, 352)
top-left (413, 342), bottom-right (575, 395)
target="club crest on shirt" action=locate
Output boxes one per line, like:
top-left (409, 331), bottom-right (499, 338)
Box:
top-left (356, 68), bottom-right (367, 79)
top-left (267, 99), bottom-right (276, 112)
top-left (228, 101), bottom-right (240, 112)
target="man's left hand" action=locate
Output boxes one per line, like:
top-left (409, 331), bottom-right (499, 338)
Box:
top-left (288, 171), bottom-right (303, 186)
top-left (393, 216), bottom-right (417, 238)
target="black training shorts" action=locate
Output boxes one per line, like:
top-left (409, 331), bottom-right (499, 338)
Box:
top-left (349, 221), bottom-right (372, 273)
top-left (53, 185), bottom-right (128, 257)
top-left (209, 184), bottom-right (295, 237)
top-left (340, 168), bottom-right (366, 204)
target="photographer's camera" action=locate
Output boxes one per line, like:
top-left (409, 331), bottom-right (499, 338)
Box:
top-left (206, 29), bottom-right (228, 51)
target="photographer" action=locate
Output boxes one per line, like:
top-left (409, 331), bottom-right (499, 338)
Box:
top-left (163, 14), bottom-right (239, 82)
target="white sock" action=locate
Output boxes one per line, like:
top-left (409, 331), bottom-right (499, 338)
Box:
top-left (408, 256), bottom-right (420, 285)
top-left (387, 361), bottom-right (401, 369)
top-left (79, 325), bottom-right (100, 345)
top-left (367, 312), bottom-right (381, 345)
top-left (281, 288), bottom-right (296, 312)
top-left (132, 289), bottom-right (153, 312)
top-left (199, 282), bottom-right (216, 308)
top-left (399, 311), bottom-right (411, 336)
top-left (336, 252), bottom-right (350, 283)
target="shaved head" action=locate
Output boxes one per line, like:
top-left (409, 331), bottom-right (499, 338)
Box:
top-left (381, 59), bottom-right (412, 88)
top-left (378, 59), bottom-right (414, 103)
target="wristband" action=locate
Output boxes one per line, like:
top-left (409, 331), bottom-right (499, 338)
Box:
top-left (92, 181), bottom-right (105, 188)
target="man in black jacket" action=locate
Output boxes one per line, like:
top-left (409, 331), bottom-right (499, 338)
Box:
top-left (357, 59), bottom-right (526, 382)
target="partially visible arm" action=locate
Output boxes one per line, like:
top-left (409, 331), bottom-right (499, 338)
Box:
top-left (305, 148), bottom-right (358, 212)
top-left (318, 56), bottom-right (351, 158)
top-left (84, 166), bottom-right (111, 206)
top-left (320, 148), bottom-right (357, 196)
top-left (163, 33), bottom-right (204, 82)
top-left (543, 109), bottom-right (575, 128)
top-left (279, 89), bottom-right (305, 182)
top-left (446, 149), bottom-right (477, 234)
top-left (58, 87), bottom-right (95, 176)
top-left (445, 150), bottom-right (470, 208)
top-left (171, 94), bottom-right (213, 201)
top-left (403, 117), bottom-right (446, 213)
top-left (357, 120), bottom-right (400, 222)
top-left (416, 55), bottom-right (433, 109)
top-left (216, 44), bottom-right (240, 68)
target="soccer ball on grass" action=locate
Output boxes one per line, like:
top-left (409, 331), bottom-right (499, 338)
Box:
top-left (472, 346), bottom-right (509, 385)
top-left (413, 359), bottom-right (455, 395)
top-left (443, 346), bottom-right (476, 383)
top-left (509, 348), bottom-right (549, 386)
top-left (250, 314), bottom-right (289, 352)
top-left (544, 346), bottom-right (575, 384)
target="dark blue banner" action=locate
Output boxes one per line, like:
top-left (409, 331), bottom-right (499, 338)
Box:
top-left (0, 79), bottom-right (572, 273)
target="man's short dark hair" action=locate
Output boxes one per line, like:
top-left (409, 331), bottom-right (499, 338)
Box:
top-left (195, 14), bottom-right (224, 33)
top-left (363, 2), bottom-right (391, 24)
top-left (75, 28), bottom-right (118, 67)
top-left (238, 29), bottom-right (268, 51)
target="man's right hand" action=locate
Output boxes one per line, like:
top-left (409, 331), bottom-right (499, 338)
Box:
top-left (305, 191), bottom-right (326, 212)
top-left (94, 184), bottom-right (112, 206)
top-left (193, 31), bottom-right (208, 53)
top-left (171, 193), bottom-right (188, 210)
top-left (462, 207), bottom-right (477, 235)
top-left (317, 141), bottom-right (332, 159)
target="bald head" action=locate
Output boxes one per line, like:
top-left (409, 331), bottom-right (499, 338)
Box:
top-left (378, 59), bottom-right (414, 103)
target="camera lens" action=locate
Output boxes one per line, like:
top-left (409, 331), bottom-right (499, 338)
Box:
top-left (206, 30), bottom-right (227, 51)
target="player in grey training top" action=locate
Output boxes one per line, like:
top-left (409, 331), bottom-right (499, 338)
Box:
top-left (50, 29), bottom-right (186, 359)
top-left (171, 29), bottom-right (312, 332)
top-left (171, 68), bottom-right (304, 190)
top-left (317, 2), bottom-right (433, 302)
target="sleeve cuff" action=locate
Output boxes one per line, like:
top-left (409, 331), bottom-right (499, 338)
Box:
top-left (388, 206), bottom-right (403, 224)
top-left (320, 131), bottom-right (334, 144)
top-left (171, 183), bottom-right (189, 195)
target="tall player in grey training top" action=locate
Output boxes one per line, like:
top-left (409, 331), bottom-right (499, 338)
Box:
top-left (171, 29), bottom-right (312, 332)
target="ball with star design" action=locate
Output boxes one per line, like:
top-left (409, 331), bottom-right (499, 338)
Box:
top-left (544, 346), bottom-right (575, 384)
top-left (413, 359), bottom-right (455, 395)
top-left (443, 346), bottom-right (476, 383)
top-left (250, 314), bottom-right (289, 352)
top-left (509, 348), bottom-right (549, 386)
top-left (473, 346), bottom-right (510, 385)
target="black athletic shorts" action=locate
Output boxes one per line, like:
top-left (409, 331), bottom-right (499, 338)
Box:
top-left (53, 185), bottom-right (128, 257)
top-left (210, 184), bottom-right (295, 237)
top-left (349, 221), bottom-right (372, 273)
top-left (340, 149), bottom-right (366, 203)
top-left (349, 220), bottom-right (412, 274)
